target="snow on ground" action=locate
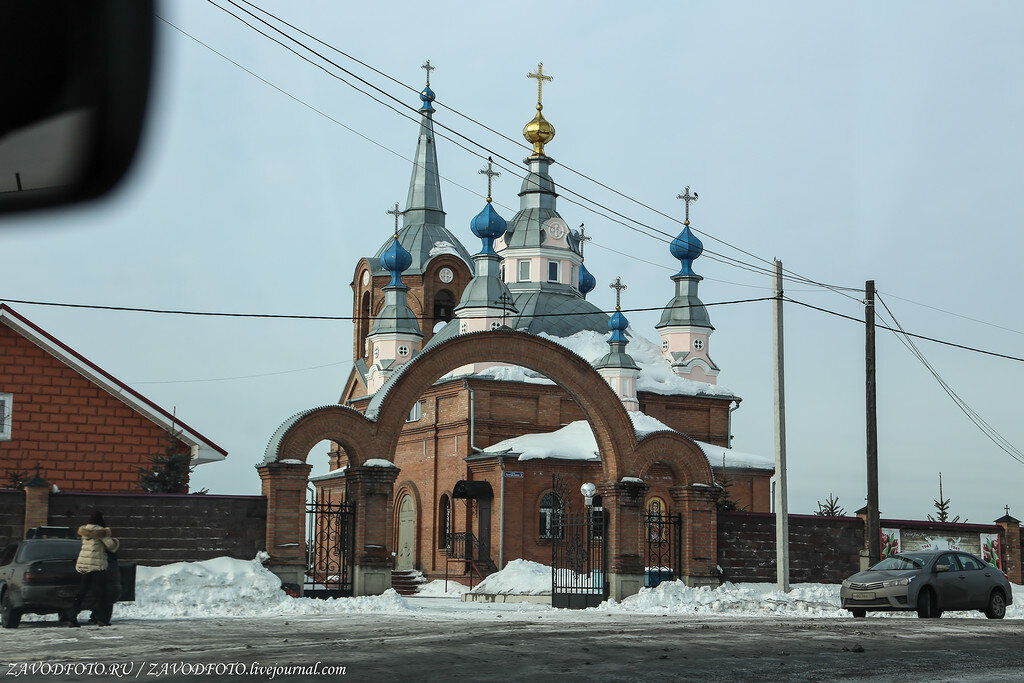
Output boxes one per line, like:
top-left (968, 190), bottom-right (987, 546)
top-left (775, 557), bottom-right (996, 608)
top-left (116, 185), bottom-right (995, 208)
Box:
top-left (469, 559), bottom-right (553, 595)
top-left (417, 579), bottom-right (470, 597)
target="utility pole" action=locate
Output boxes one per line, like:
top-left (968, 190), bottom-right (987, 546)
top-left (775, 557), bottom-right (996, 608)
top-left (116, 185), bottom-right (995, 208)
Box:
top-left (772, 260), bottom-right (789, 591)
top-left (865, 280), bottom-right (880, 566)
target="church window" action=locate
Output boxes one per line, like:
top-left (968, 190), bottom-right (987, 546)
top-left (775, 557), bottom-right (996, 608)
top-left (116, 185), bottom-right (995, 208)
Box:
top-left (500, 264), bottom-right (506, 281)
top-left (547, 260), bottom-right (559, 282)
top-left (373, 347), bottom-right (380, 359)
top-left (438, 495), bottom-right (451, 549)
top-left (661, 339), bottom-right (669, 351)
top-left (489, 321), bottom-right (501, 330)
top-left (570, 265), bottom-right (577, 288)
top-left (398, 345), bottom-right (410, 357)
top-left (407, 401), bottom-right (422, 422)
top-left (357, 291), bottom-right (371, 359)
top-left (539, 492), bottom-right (564, 539)
top-left (517, 260), bottom-right (531, 282)
top-left (460, 320), bottom-right (468, 334)
top-left (0, 393), bottom-right (12, 441)
top-left (693, 339), bottom-right (704, 350)
top-left (433, 289), bottom-right (456, 324)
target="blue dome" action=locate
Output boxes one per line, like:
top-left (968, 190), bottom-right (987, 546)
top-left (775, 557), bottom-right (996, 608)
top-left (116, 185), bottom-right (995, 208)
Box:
top-left (470, 202), bottom-right (507, 254)
top-left (578, 262), bottom-right (596, 296)
top-left (670, 225), bottom-right (704, 277)
top-left (381, 236), bottom-right (412, 287)
top-left (608, 310), bottom-right (629, 342)
top-left (420, 85), bottom-right (435, 112)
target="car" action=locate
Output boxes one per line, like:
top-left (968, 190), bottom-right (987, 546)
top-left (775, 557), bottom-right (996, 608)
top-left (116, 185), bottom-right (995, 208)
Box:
top-left (840, 550), bottom-right (1012, 619)
top-left (0, 527), bottom-right (135, 629)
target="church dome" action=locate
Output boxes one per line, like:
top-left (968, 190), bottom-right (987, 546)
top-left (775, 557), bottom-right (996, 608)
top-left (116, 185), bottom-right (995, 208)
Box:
top-left (608, 309), bottom-right (629, 342)
top-left (523, 106), bottom-right (555, 157)
top-left (381, 235), bottom-right (412, 285)
top-left (578, 261), bottom-right (596, 296)
top-left (670, 225), bottom-right (704, 277)
top-left (470, 202), bottom-right (507, 242)
top-left (419, 85), bottom-right (435, 112)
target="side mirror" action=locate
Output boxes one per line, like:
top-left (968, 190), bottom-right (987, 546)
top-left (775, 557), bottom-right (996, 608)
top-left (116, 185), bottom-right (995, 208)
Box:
top-left (934, 564), bottom-right (949, 573)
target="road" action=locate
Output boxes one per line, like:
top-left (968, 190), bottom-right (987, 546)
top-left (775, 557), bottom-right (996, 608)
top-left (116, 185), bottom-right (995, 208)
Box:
top-left (0, 600), bottom-right (1021, 681)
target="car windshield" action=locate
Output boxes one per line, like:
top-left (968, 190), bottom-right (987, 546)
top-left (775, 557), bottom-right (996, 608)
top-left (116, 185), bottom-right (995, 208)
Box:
top-left (869, 555), bottom-right (925, 571)
top-left (16, 541), bottom-right (80, 563)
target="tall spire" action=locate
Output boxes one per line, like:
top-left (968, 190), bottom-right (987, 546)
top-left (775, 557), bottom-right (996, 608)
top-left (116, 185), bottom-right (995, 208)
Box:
top-left (405, 62), bottom-right (444, 226)
top-left (595, 277), bottom-right (640, 411)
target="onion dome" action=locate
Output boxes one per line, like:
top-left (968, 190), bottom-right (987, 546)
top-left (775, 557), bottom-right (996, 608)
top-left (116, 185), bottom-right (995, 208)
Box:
top-left (578, 261), bottom-right (596, 296)
top-left (419, 84), bottom-right (435, 113)
top-left (523, 106), bottom-right (555, 157)
top-left (470, 202), bottom-right (507, 255)
top-left (608, 309), bottom-right (629, 343)
top-left (670, 225), bottom-right (704, 277)
top-left (381, 235), bottom-right (412, 287)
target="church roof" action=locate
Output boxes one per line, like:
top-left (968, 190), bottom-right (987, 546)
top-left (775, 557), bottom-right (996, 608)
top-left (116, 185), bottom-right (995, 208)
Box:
top-left (506, 287), bottom-right (608, 336)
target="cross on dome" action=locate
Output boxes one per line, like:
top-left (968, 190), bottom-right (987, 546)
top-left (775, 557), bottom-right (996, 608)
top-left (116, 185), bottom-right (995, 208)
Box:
top-left (479, 156), bottom-right (500, 202)
top-left (578, 224), bottom-right (591, 258)
top-left (386, 202), bottom-right (403, 237)
top-left (421, 59), bottom-right (435, 85)
top-left (610, 276), bottom-right (627, 310)
top-left (528, 63), bottom-right (553, 108)
top-left (677, 186), bottom-right (698, 226)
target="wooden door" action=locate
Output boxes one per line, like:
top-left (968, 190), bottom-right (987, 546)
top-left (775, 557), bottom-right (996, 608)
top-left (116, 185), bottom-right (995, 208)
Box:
top-left (396, 495), bottom-right (416, 571)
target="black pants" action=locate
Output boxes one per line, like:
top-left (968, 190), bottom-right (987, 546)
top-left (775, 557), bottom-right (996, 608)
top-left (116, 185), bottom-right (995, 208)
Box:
top-left (72, 570), bottom-right (109, 620)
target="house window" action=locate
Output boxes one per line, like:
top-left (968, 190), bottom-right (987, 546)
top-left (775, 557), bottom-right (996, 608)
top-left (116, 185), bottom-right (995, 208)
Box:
top-left (438, 495), bottom-right (451, 549)
top-left (547, 260), bottom-right (559, 282)
top-left (407, 401), bottom-right (422, 422)
top-left (539, 492), bottom-right (563, 539)
top-left (517, 259), bottom-right (531, 282)
top-left (0, 393), bottom-right (11, 441)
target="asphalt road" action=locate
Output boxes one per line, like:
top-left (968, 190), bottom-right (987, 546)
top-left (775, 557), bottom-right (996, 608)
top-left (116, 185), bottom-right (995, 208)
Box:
top-left (1, 610), bottom-right (1021, 682)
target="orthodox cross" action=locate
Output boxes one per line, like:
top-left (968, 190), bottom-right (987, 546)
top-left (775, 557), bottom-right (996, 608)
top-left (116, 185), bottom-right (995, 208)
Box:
top-left (479, 156), bottom-right (500, 202)
top-left (528, 63), bottom-right (553, 106)
top-left (1007, 505), bottom-right (1012, 516)
top-left (421, 59), bottom-right (435, 85)
top-left (578, 224), bottom-right (591, 258)
top-left (495, 292), bottom-right (515, 327)
top-left (386, 202), bottom-right (402, 237)
top-left (677, 186), bottom-right (698, 225)
top-left (610, 276), bottom-right (627, 310)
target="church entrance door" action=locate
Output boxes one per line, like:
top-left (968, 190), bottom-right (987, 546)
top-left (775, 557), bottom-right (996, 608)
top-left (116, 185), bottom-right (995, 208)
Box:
top-left (396, 495), bottom-right (416, 571)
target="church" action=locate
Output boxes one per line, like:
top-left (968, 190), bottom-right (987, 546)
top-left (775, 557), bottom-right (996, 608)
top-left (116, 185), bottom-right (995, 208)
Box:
top-left (310, 64), bottom-right (774, 582)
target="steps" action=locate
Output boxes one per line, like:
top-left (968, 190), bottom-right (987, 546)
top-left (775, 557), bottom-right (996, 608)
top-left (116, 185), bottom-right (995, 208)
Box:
top-left (391, 570), bottom-right (426, 596)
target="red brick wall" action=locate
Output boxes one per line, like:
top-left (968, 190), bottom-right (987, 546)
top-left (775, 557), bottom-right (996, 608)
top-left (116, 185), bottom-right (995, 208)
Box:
top-left (0, 322), bottom-right (183, 493)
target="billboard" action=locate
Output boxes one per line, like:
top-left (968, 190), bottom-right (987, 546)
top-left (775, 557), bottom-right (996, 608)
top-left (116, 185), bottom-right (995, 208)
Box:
top-left (880, 527), bottom-right (1001, 570)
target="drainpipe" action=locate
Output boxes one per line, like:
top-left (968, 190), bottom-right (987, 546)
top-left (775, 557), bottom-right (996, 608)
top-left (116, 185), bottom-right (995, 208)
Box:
top-left (728, 400), bottom-right (740, 447)
top-left (464, 380), bottom-right (504, 569)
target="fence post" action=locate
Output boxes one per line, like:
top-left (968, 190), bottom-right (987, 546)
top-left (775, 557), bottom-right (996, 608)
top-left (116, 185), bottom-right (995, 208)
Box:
top-left (22, 474), bottom-right (50, 537)
top-left (995, 513), bottom-right (1021, 583)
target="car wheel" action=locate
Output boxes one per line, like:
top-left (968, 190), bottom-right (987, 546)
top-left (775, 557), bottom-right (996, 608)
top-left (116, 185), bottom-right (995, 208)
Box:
top-left (916, 588), bottom-right (941, 619)
top-left (850, 608), bottom-right (866, 618)
top-left (0, 591), bottom-right (21, 629)
top-left (984, 590), bottom-right (1006, 620)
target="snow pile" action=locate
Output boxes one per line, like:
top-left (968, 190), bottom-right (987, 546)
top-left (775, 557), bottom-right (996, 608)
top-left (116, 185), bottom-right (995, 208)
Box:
top-left (428, 241), bottom-right (462, 258)
top-left (364, 458), bottom-right (397, 468)
top-left (417, 579), bottom-right (470, 596)
top-left (469, 559), bottom-right (552, 595)
top-left (474, 365), bottom-right (554, 385)
top-left (697, 442), bottom-right (774, 470)
top-left (113, 556), bottom-right (410, 620)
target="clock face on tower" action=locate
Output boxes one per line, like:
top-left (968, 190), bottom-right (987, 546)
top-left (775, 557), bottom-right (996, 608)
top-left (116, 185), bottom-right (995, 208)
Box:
top-left (438, 267), bottom-right (454, 284)
top-left (361, 271), bottom-right (370, 286)
top-left (543, 218), bottom-right (568, 241)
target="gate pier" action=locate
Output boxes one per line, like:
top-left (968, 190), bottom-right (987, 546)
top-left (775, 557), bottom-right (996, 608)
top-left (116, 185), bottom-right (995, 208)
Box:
top-left (599, 479), bottom-right (648, 601)
top-left (347, 464), bottom-right (400, 596)
top-left (257, 460), bottom-right (313, 589)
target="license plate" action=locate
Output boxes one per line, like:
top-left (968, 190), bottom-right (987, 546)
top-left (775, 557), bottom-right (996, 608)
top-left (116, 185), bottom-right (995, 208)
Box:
top-left (57, 588), bottom-right (76, 598)
top-left (853, 591), bottom-right (875, 600)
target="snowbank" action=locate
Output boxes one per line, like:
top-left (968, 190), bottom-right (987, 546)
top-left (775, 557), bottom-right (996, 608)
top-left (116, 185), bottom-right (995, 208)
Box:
top-left (417, 579), bottom-right (470, 597)
top-left (469, 559), bottom-right (552, 595)
top-left (113, 556), bottom-right (410, 620)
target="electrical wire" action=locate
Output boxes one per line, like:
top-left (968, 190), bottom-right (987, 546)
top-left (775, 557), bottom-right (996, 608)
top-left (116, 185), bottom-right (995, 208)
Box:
top-left (879, 290), bottom-right (1024, 337)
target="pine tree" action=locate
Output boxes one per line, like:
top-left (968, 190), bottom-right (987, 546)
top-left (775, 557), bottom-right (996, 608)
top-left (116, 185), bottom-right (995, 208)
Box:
top-left (814, 493), bottom-right (846, 517)
top-left (926, 472), bottom-right (964, 523)
top-left (712, 455), bottom-right (743, 511)
top-left (137, 426), bottom-right (193, 493)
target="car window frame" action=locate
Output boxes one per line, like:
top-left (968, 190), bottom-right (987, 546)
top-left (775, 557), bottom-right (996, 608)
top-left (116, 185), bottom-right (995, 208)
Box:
top-left (957, 553), bottom-right (984, 571)
top-left (935, 552), bottom-right (962, 572)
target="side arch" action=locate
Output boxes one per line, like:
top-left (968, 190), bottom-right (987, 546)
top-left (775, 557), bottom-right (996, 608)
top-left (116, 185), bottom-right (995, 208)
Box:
top-left (630, 431), bottom-right (714, 486)
top-left (264, 404), bottom-right (375, 467)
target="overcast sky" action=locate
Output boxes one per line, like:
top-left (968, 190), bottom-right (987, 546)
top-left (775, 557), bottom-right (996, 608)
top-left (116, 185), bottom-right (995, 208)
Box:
top-left (2, 1), bottom-right (1022, 523)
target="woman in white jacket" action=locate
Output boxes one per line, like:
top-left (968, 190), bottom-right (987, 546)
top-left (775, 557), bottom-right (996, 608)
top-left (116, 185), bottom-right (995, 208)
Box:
top-left (68, 511), bottom-right (119, 627)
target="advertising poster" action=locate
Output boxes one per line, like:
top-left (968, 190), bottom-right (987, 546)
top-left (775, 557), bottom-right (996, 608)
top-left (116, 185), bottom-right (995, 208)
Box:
top-left (881, 528), bottom-right (1002, 570)
top-left (881, 528), bottom-right (900, 558)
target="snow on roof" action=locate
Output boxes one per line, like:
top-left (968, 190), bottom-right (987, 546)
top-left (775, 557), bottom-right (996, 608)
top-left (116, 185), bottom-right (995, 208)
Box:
top-left (483, 412), bottom-right (773, 471)
top-left (309, 466), bottom-right (347, 483)
top-left (427, 240), bottom-right (463, 258)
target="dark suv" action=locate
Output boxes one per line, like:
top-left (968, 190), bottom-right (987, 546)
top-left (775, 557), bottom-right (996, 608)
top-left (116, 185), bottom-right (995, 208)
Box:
top-left (0, 527), bottom-right (135, 628)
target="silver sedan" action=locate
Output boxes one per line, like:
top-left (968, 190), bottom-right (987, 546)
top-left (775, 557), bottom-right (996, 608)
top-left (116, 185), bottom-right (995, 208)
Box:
top-left (840, 550), bottom-right (1013, 619)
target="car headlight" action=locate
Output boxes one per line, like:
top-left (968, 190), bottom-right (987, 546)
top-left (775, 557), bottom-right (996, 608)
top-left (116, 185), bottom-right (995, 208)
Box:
top-left (881, 578), bottom-right (910, 588)
top-left (841, 579), bottom-right (851, 588)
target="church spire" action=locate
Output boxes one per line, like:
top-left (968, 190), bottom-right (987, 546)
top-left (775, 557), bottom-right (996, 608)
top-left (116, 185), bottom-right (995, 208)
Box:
top-left (404, 61), bottom-right (444, 227)
top-left (523, 63), bottom-right (556, 158)
top-left (594, 277), bottom-right (640, 411)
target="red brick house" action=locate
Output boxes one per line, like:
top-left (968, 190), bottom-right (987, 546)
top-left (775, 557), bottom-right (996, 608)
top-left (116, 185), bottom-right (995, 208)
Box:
top-left (0, 304), bottom-right (226, 492)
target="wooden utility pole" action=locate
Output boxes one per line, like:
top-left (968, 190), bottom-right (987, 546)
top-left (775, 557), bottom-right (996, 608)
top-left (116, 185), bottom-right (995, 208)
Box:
top-left (865, 280), bottom-right (880, 566)
top-left (773, 260), bottom-right (790, 591)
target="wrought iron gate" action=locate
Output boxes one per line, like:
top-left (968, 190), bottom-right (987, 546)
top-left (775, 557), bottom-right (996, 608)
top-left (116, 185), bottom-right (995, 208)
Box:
top-left (551, 475), bottom-right (608, 609)
top-left (305, 490), bottom-right (355, 598)
top-left (644, 507), bottom-right (682, 587)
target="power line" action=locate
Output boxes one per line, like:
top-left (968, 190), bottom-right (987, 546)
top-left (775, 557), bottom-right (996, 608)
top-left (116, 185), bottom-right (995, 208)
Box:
top-left (133, 360), bottom-right (352, 385)
top-left (879, 290), bottom-right (1024, 337)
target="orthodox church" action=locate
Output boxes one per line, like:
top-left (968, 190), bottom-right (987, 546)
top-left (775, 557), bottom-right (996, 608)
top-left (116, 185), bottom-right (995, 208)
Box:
top-left (317, 66), bottom-right (774, 579)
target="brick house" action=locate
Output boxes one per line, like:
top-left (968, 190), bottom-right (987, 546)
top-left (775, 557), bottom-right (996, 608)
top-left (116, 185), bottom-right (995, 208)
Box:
top-left (0, 304), bottom-right (225, 493)
top-left (311, 80), bottom-right (773, 580)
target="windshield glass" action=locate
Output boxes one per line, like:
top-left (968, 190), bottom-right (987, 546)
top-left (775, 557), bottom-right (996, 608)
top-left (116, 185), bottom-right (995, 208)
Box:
top-left (16, 541), bottom-right (80, 563)
top-left (869, 555), bottom-right (925, 571)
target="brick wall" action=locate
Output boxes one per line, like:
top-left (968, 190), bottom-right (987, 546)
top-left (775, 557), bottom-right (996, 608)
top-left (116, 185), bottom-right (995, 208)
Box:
top-left (0, 322), bottom-right (187, 493)
top-left (47, 492), bottom-right (266, 565)
top-left (0, 489), bottom-right (23, 548)
top-left (717, 511), bottom-right (864, 583)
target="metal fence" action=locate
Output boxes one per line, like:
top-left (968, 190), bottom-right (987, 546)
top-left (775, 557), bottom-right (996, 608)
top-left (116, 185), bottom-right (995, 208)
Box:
top-left (304, 491), bottom-right (355, 598)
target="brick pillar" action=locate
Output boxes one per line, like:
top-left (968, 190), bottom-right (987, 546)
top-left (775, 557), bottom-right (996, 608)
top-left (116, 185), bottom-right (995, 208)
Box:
top-left (995, 514), bottom-right (1021, 584)
top-left (598, 479), bottom-right (647, 601)
top-left (257, 461), bottom-right (312, 590)
top-left (346, 464), bottom-right (400, 596)
top-left (669, 484), bottom-right (719, 587)
top-left (23, 474), bottom-right (50, 537)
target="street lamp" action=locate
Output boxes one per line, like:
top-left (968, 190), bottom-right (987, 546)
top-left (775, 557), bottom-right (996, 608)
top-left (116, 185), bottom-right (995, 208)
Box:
top-left (580, 482), bottom-right (597, 507)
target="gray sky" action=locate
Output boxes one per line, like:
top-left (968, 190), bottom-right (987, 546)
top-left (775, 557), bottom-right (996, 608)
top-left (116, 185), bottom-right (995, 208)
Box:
top-left (2, 1), bottom-right (1022, 523)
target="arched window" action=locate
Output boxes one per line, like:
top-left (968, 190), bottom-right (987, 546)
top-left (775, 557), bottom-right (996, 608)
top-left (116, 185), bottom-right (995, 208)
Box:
top-left (433, 289), bottom-right (456, 324)
top-left (438, 495), bottom-right (451, 549)
top-left (539, 492), bottom-right (563, 539)
top-left (357, 291), bottom-right (371, 357)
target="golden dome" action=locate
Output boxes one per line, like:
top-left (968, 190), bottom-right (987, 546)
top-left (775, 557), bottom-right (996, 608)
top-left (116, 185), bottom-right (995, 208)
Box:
top-left (523, 104), bottom-right (556, 157)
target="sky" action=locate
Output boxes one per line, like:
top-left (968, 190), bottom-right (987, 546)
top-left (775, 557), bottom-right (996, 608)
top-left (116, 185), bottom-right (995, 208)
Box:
top-left (1, 1), bottom-right (1022, 523)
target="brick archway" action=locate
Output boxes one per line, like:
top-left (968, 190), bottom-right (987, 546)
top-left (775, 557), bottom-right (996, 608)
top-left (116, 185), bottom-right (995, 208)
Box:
top-left (259, 329), bottom-right (717, 596)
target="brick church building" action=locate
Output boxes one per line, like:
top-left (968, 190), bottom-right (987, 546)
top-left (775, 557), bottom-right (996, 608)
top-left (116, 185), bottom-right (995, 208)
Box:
top-left (304, 67), bottom-right (775, 582)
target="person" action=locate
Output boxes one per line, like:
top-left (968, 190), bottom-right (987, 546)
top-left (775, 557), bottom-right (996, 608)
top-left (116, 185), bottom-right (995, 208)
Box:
top-left (86, 549), bottom-right (121, 626)
top-left (68, 511), bottom-right (119, 627)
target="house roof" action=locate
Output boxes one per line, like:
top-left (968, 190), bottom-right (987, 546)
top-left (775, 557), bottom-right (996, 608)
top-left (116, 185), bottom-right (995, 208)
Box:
top-left (0, 304), bottom-right (227, 464)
